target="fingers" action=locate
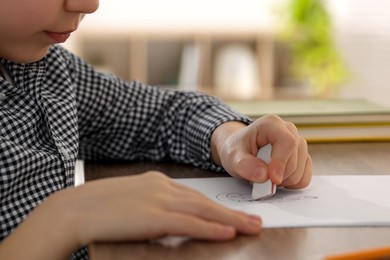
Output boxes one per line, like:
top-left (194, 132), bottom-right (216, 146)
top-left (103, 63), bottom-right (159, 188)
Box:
top-left (227, 152), bottom-right (270, 183)
top-left (281, 122), bottom-right (300, 178)
top-left (270, 129), bottom-right (312, 188)
top-left (220, 114), bottom-right (313, 190)
top-left (159, 212), bottom-right (238, 240)
top-left (164, 184), bottom-right (261, 236)
top-left (158, 210), bottom-right (260, 241)
top-left (129, 208), bottom-right (237, 241)
top-left (253, 115), bottom-right (299, 185)
top-left (283, 154), bottom-right (313, 189)
top-left (281, 137), bottom-right (309, 187)
top-left (76, 172), bottom-right (262, 245)
top-left (135, 176), bottom-right (261, 240)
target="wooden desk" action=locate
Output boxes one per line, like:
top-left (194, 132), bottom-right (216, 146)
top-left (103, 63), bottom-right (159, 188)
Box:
top-left (85, 142), bottom-right (390, 260)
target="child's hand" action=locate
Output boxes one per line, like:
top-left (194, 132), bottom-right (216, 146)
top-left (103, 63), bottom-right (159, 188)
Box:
top-left (1, 172), bottom-right (261, 260)
top-left (211, 115), bottom-right (312, 189)
top-left (66, 172), bottom-right (261, 245)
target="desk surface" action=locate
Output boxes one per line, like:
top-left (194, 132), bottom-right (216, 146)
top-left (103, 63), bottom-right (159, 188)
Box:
top-left (85, 142), bottom-right (390, 260)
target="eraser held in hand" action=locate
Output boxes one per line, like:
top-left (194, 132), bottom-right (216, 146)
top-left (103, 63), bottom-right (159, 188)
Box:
top-left (252, 144), bottom-right (277, 200)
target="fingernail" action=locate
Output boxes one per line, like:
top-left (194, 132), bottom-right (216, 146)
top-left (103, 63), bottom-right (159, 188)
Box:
top-left (220, 225), bottom-right (236, 237)
top-left (275, 169), bottom-right (284, 184)
top-left (255, 167), bottom-right (267, 182)
top-left (248, 215), bottom-right (261, 227)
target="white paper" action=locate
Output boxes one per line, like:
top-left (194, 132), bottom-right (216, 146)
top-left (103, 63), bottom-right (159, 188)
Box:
top-left (175, 176), bottom-right (390, 228)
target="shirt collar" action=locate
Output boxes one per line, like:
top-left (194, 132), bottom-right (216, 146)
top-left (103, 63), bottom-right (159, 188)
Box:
top-left (0, 57), bottom-right (46, 90)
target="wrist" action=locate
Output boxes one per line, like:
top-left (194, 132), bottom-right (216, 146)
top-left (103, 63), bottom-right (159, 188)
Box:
top-left (48, 188), bottom-right (85, 253)
top-left (35, 189), bottom-right (82, 258)
top-left (0, 188), bottom-right (81, 260)
top-left (211, 121), bottom-right (247, 166)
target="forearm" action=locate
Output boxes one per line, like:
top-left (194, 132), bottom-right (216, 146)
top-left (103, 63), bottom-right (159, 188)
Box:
top-left (0, 190), bottom-right (80, 260)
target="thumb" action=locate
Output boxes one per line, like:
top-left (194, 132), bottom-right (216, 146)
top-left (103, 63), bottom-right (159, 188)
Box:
top-left (231, 154), bottom-right (270, 183)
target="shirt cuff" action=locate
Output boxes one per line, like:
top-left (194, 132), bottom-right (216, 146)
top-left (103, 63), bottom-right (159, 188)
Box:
top-left (186, 101), bottom-right (252, 172)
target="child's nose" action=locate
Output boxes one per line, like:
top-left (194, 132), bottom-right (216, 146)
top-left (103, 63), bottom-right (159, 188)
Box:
top-left (65, 0), bottom-right (99, 14)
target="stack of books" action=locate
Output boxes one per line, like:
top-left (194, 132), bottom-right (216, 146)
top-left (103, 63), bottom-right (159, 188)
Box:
top-left (227, 99), bottom-right (390, 143)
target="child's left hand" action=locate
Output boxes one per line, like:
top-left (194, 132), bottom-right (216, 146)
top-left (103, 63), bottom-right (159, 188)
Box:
top-left (211, 115), bottom-right (312, 189)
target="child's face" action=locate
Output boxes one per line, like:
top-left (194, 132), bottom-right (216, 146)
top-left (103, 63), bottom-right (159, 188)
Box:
top-left (0, 0), bottom-right (99, 63)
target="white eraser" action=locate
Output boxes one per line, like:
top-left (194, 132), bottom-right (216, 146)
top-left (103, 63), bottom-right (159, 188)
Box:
top-left (252, 179), bottom-right (276, 200)
top-left (257, 143), bottom-right (272, 164)
top-left (252, 144), bottom-right (277, 200)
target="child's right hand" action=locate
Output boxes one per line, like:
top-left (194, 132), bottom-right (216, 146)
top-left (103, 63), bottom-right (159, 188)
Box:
top-left (68, 171), bottom-right (261, 245)
top-left (0, 172), bottom-right (261, 260)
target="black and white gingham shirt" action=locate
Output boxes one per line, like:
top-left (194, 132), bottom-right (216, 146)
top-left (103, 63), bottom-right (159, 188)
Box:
top-left (0, 45), bottom-right (251, 258)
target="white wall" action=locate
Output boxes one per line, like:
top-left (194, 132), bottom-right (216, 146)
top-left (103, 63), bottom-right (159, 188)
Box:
top-left (68, 0), bottom-right (390, 106)
top-left (328, 0), bottom-right (390, 106)
top-left (79, 0), bottom-right (282, 32)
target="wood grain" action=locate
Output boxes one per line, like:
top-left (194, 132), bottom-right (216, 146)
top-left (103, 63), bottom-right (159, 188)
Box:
top-left (86, 142), bottom-right (390, 260)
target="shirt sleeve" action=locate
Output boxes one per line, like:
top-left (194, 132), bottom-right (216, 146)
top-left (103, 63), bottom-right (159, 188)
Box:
top-left (59, 46), bottom-right (252, 171)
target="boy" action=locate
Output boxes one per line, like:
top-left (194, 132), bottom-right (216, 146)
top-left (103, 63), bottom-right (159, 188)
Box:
top-left (0, 0), bottom-right (312, 259)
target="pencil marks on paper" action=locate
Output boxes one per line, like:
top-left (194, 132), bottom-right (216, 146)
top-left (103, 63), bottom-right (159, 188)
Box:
top-left (216, 191), bottom-right (319, 204)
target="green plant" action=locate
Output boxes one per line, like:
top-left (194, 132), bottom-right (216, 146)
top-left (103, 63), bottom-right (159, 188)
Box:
top-left (278, 0), bottom-right (349, 96)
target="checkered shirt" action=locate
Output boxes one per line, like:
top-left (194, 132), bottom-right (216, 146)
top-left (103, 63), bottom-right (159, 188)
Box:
top-left (0, 45), bottom-right (251, 259)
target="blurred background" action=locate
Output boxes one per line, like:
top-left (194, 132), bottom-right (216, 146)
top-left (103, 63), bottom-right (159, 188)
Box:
top-left (64, 0), bottom-right (390, 106)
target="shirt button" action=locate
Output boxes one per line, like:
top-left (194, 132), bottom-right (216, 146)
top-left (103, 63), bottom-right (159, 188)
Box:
top-left (60, 147), bottom-right (71, 160)
top-left (0, 92), bottom-right (6, 101)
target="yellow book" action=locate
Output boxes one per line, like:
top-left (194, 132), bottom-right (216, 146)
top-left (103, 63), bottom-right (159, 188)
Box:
top-left (227, 99), bottom-right (390, 142)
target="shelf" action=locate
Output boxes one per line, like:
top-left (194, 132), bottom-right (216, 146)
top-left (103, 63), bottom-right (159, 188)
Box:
top-left (73, 31), bottom-right (275, 100)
